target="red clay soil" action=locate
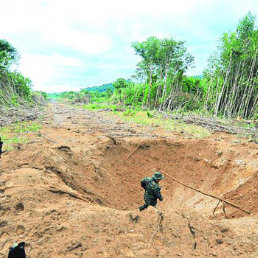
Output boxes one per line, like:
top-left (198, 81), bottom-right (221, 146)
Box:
top-left (0, 104), bottom-right (257, 257)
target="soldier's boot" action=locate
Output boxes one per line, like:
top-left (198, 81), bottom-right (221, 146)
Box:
top-left (138, 204), bottom-right (148, 211)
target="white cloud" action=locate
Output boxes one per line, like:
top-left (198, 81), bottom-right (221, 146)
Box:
top-left (18, 54), bottom-right (83, 86)
top-left (0, 0), bottom-right (257, 92)
top-left (44, 30), bottom-right (112, 54)
top-left (35, 84), bottom-right (81, 93)
top-left (0, 0), bottom-right (113, 54)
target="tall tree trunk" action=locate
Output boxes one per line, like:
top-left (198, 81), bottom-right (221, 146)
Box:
top-left (214, 52), bottom-right (232, 116)
top-left (204, 75), bottom-right (213, 110)
top-left (147, 67), bottom-right (152, 108)
top-left (141, 84), bottom-right (145, 109)
top-left (160, 64), bottom-right (168, 111)
top-left (242, 49), bottom-right (257, 118)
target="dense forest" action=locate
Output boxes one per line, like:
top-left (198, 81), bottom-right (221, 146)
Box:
top-left (1, 13), bottom-right (257, 119)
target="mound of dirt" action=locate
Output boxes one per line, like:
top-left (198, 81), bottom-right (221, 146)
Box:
top-left (0, 104), bottom-right (257, 257)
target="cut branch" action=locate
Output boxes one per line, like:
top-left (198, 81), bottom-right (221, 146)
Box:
top-left (37, 131), bottom-right (57, 143)
top-left (127, 144), bottom-right (141, 159)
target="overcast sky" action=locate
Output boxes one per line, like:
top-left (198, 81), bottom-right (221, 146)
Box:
top-left (0, 0), bottom-right (257, 92)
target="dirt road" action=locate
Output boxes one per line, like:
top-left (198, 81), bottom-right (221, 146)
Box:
top-left (0, 104), bottom-right (257, 257)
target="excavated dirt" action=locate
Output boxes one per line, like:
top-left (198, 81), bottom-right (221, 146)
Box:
top-left (0, 104), bottom-right (257, 257)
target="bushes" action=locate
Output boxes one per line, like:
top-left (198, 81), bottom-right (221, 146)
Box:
top-left (0, 71), bottom-right (32, 106)
top-left (0, 39), bottom-right (33, 107)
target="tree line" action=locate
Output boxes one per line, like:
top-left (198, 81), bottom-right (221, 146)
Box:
top-left (0, 39), bottom-right (34, 106)
top-left (110, 12), bottom-right (257, 119)
top-left (2, 13), bottom-right (255, 119)
top-left (203, 12), bottom-right (257, 118)
top-left (63, 13), bottom-right (256, 119)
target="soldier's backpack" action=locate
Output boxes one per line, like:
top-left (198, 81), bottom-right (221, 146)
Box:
top-left (140, 177), bottom-right (151, 189)
top-left (8, 242), bottom-right (26, 258)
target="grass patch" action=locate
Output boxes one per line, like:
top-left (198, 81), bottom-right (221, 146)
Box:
top-left (0, 135), bottom-right (29, 151)
top-left (0, 121), bottom-right (41, 151)
top-left (79, 103), bottom-right (255, 138)
top-left (116, 111), bottom-right (211, 138)
top-left (123, 109), bottom-right (136, 117)
top-left (80, 104), bottom-right (211, 138)
top-left (77, 103), bottom-right (212, 138)
top-left (81, 103), bottom-right (120, 111)
top-left (11, 122), bottom-right (42, 133)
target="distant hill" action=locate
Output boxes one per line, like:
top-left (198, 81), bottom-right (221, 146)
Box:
top-left (47, 83), bottom-right (114, 99)
top-left (83, 83), bottom-right (114, 93)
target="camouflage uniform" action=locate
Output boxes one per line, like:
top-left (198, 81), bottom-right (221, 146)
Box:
top-left (138, 172), bottom-right (164, 211)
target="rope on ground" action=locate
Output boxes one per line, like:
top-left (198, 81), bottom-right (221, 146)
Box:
top-left (160, 170), bottom-right (251, 215)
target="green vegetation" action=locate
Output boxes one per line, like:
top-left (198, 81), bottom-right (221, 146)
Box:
top-left (81, 103), bottom-right (117, 110)
top-left (203, 12), bottom-right (257, 118)
top-left (111, 110), bottom-right (210, 138)
top-left (131, 36), bottom-right (194, 110)
top-left (122, 108), bottom-right (136, 117)
top-left (0, 135), bottom-right (29, 151)
top-left (0, 40), bottom-right (32, 106)
top-left (111, 13), bottom-right (256, 119)
top-left (85, 83), bottom-right (113, 93)
top-left (0, 121), bottom-right (41, 151)
top-left (47, 83), bottom-right (114, 103)
top-left (11, 122), bottom-right (42, 133)
top-left (0, 40), bottom-right (48, 107)
top-left (73, 13), bottom-right (256, 138)
top-left (49, 13), bottom-right (257, 124)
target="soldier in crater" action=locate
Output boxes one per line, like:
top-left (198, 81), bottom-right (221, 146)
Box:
top-left (139, 171), bottom-right (164, 211)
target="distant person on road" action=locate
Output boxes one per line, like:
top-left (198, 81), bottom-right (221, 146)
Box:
top-left (0, 137), bottom-right (3, 159)
top-left (139, 171), bottom-right (164, 211)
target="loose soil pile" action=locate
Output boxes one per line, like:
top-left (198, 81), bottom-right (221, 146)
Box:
top-left (0, 104), bottom-right (257, 257)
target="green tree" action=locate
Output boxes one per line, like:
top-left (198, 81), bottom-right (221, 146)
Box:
top-left (132, 36), bottom-right (160, 107)
top-left (132, 36), bottom-right (194, 110)
top-left (113, 78), bottom-right (129, 102)
top-left (0, 39), bottom-right (19, 70)
top-left (204, 12), bottom-right (257, 118)
top-left (0, 39), bottom-right (33, 106)
top-left (157, 38), bottom-right (194, 109)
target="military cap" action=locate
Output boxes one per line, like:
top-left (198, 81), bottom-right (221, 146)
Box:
top-left (152, 171), bottom-right (164, 180)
